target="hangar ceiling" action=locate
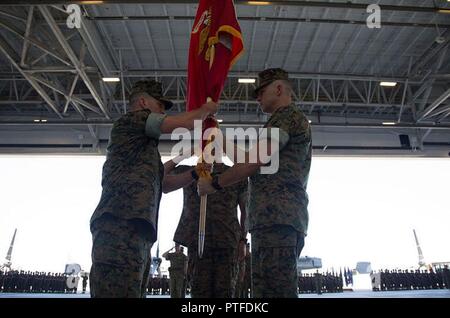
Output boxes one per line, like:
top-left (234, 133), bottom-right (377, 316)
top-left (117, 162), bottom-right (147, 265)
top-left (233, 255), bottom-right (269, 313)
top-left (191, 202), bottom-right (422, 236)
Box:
top-left (0, 0), bottom-right (449, 156)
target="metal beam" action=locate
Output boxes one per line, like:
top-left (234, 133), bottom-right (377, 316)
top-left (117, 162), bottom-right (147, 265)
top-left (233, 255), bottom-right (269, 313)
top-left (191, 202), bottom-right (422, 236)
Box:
top-left (1, 120), bottom-right (450, 131)
top-left (84, 15), bottom-right (450, 29)
top-left (0, 34), bottom-right (63, 118)
top-left (116, 4), bottom-right (144, 69)
top-left (29, 31), bottom-right (78, 67)
top-left (163, 4), bottom-right (179, 68)
top-left (0, 17), bottom-right (72, 67)
top-left (27, 73), bottom-right (103, 115)
top-left (438, 108), bottom-right (450, 122)
top-left (0, 10), bottom-right (27, 23)
top-left (410, 31), bottom-right (450, 77)
top-left (246, 6), bottom-right (258, 72)
top-left (39, 6), bottom-right (110, 119)
top-left (68, 5), bottom-right (117, 77)
top-left (418, 88), bottom-right (450, 121)
top-left (20, 6), bottom-right (34, 67)
top-left (3, 1), bottom-right (449, 14)
top-left (367, 0), bottom-right (431, 75)
top-left (109, 70), bottom-right (415, 83)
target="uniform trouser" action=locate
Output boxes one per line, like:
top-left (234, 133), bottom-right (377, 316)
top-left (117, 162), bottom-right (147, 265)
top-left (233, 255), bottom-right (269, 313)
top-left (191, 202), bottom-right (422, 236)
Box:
top-left (251, 225), bottom-right (305, 298)
top-left (169, 271), bottom-right (186, 298)
top-left (235, 260), bottom-right (246, 298)
top-left (189, 246), bottom-right (238, 298)
top-left (90, 215), bottom-right (154, 298)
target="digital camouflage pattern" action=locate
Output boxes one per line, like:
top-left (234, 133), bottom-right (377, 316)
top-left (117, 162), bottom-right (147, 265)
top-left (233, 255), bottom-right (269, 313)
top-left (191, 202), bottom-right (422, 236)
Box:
top-left (235, 250), bottom-right (251, 298)
top-left (251, 225), bottom-right (305, 298)
top-left (90, 215), bottom-right (153, 298)
top-left (165, 251), bottom-right (188, 298)
top-left (189, 246), bottom-right (238, 298)
top-left (90, 108), bottom-right (163, 298)
top-left (171, 163), bottom-right (247, 297)
top-left (90, 109), bottom-right (164, 242)
top-left (248, 82), bottom-right (311, 298)
top-left (173, 163), bottom-right (247, 249)
top-left (247, 103), bottom-right (312, 235)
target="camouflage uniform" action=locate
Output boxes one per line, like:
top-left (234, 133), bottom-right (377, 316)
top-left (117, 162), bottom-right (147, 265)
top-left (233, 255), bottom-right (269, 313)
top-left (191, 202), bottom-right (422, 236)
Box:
top-left (90, 80), bottom-right (171, 298)
top-left (165, 250), bottom-right (188, 298)
top-left (249, 68), bottom-right (312, 298)
top-left (235, 255), bottom-right (246, 298)
top-left (236, 247), bottom-right (251, 298)
top-left (172, 163), bottom-right (247, 298)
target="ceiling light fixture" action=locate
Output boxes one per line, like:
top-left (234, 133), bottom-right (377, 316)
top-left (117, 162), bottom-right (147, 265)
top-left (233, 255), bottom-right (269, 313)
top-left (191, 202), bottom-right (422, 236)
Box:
top-left (102, 77), bottom-right (120, 82)
top-left (380, 82), bottom-right (397, 87)
top-left (238, 78), bottom-right (256, 84)
top-left (248, 1), bottom-right (271, 5)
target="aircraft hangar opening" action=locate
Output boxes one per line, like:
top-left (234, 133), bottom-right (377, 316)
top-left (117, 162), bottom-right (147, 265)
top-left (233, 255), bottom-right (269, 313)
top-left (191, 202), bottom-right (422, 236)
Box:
top-left (0, 0), bottom-right (449, 299)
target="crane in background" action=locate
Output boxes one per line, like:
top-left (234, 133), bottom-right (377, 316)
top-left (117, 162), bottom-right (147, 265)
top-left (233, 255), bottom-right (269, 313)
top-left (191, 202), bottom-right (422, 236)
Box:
top-left (413, 229), bottom-right (426, 269)
top-left (1, 228), bottom-right (17, 272)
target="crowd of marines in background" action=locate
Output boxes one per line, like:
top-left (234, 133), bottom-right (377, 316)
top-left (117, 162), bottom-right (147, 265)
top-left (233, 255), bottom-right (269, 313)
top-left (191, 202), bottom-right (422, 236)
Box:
top-left (371, 266), bottom-right (450, 291)
top-left (0, 270), bottom-right (87, 294)
top-left (1, 265), bottom-right (449, 295)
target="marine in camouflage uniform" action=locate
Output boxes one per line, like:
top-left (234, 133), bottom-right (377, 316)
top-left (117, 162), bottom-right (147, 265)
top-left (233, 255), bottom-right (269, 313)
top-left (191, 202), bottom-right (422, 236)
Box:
top-left (198, 68), bottom-right (312, 298)
top-left (163, 244), bottom-right (188, 298)
top-left (170, 162), bottom-right (248, 298)
top-left (89, 80), bottom-right (218, 298)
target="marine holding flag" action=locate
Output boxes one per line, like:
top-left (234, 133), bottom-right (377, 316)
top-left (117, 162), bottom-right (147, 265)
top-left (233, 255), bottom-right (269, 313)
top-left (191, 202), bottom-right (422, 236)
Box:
top-left (89, 80), bottom-right (218, 298)
top-left (198, 68), bottom-right (312, 298)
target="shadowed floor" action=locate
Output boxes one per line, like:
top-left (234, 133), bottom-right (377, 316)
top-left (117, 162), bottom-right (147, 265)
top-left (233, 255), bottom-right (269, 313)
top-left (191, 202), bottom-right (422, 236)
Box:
top-left (0, 289), bottom-right (449, 298)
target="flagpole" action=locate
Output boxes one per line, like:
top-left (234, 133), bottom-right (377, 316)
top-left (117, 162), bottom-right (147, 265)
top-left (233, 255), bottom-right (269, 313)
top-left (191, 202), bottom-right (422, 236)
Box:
top-left (187, 0), bottom-right (244, 259)
top-left (198, 97), bottom-right (214, 258)
top-left (198, 194), bottom-right (207, 257)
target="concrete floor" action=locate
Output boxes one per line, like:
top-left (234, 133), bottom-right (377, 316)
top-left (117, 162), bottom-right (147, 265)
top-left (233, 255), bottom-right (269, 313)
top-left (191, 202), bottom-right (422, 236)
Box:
top-left (0, 289), bottom-right (449, 298)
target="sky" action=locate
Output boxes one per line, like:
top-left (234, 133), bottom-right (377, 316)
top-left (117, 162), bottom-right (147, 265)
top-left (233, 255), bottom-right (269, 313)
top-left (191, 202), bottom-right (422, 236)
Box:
top-left (1, 155), bottom-right (449, 276)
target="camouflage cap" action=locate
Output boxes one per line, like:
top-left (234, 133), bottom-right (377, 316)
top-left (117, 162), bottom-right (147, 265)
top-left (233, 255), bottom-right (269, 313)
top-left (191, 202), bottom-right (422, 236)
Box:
top-left (253, 68), bottom-right (290, 98)
top-left (130, 79), bottom-right (173, 110)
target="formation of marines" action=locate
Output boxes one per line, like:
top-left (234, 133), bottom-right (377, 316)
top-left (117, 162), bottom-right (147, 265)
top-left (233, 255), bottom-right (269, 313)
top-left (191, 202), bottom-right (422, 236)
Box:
top-left (0, 270), bottom-right (78, 293)
top-left (371, 268), bottom-right (450, 291)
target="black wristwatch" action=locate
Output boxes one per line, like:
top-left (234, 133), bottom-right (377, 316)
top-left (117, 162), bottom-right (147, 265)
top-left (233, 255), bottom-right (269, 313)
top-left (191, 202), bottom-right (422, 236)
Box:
top-left (191, 169), bottom-right (199, 181)
top-left (211, 175), bottom-right (223, 191)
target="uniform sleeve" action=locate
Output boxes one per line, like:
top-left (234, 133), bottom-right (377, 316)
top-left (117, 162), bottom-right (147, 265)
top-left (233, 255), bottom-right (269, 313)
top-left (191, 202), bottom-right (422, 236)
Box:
top-left (237, 178), bottom-right (248, 204)
top-left (171, 165), bottom-right (193, 175)
top-left (262, 127), bottom-right (290, 151)
top-left (109, 110), bottom-right (150, 149)
top-left (145, 112), bottom-right (168, 139)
